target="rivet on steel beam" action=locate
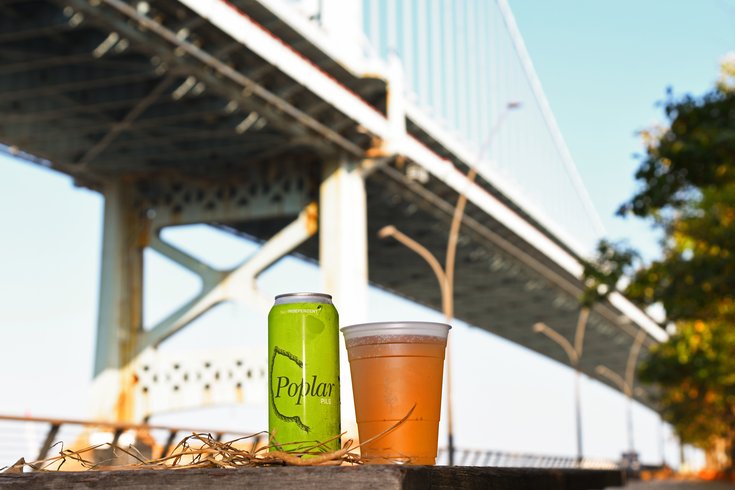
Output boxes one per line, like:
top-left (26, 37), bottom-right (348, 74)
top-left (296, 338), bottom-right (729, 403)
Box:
top-left (115, 39), bottom-right (130, 53)
top-left (192, 82), bottom-right (206, 96)
top-left (235, 112), bottom-right (259, 134)
top-left (172, 76), bottom-right (197, 100)
top-left (406, 163), bottom-right (429, 184)
top-left (93, 32), bottom-right (120, 58)
top-left (68, 12), bottom-right (84, 27)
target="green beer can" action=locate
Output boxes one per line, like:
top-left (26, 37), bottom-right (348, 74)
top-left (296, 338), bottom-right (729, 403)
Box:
top-left (268, 292), bottom-right (340, 452)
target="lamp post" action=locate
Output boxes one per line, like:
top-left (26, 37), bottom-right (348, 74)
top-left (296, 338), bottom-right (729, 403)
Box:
top-left (595, 329), bottom-right (647, 455)
top-left (532, 313), bottom-right (588, 465)
top-left (378, 101), bottom-right (521, 465)
top-left (659, 416), bottom-right (667, 467)
top-left (377, 224), bottom-right (454, 462)
top-left (533, 240), bottom-right (639, 464)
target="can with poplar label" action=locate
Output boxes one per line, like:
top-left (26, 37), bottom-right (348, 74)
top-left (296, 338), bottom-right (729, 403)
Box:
top-left (268, 292), bottom-right (340, 452)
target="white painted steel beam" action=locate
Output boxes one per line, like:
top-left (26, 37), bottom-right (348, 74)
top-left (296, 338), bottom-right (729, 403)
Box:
top-left (319, 160), bottom-right (368, 324)
top-left (177, 0), bottom-right (392, 141)
top-left (90, 0), bottom-right (362, 156)
top-left (319, 158), bottom-right (368, 437)
top-left (91, 180), bottom-right (144, 422)
top-left (386, 53), bottom-right (406, 155)
top-left (256, 0), bottom-right (380, 77)
top-left (141, 202), bottom-right (319, 349)
top-left (178, 0), bottom-right (666, 343)
top-left (92, 194), bottom-right (318, 421)
top-left (148, 235), bottom-right (220, 282)
top-left (139, 239), bottom-right (225, 349)
top-left (133, 347), bottom-right (267, 420)
top-left (319, 0), bottom-right (363, 63)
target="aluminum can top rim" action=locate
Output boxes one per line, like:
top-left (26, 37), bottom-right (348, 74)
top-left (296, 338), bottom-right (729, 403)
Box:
top-left (274, 292), bottom-right (333, 305)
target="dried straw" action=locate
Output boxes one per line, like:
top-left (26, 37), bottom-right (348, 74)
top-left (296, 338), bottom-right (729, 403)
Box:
top-left (2, 405), bottom-right (415, 473)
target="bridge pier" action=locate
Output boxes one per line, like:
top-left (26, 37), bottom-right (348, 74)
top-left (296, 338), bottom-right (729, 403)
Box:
top-left (88, 157), bottom-right (370, 427)
top-left (319, 157), bottom-right (369, 434)
top-left (92, 179), bottom-right (146, 422)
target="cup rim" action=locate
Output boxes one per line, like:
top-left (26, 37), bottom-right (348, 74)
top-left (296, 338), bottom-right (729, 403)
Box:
top-left (340, 321), bottom-right (451, 340)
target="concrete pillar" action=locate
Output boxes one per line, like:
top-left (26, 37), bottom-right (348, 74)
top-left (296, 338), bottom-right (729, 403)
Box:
top-left (319, 157), bottom-right (369, 438)
top-left (91, 180), bottom-right (146, 422)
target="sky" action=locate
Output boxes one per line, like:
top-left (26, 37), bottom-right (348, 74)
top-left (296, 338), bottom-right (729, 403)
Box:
top-left (2, 0), bottom-right (733, 469)
top-left (510, 0), bottom-right (735, 259)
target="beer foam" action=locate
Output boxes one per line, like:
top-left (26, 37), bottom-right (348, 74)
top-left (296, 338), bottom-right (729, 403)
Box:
top-left (341, 321), bottom-right (450, 342)
top-left (345, 333), bottom-right (446, 347)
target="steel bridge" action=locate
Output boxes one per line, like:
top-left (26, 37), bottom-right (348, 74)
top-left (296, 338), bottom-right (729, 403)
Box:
top-left (0, 414), bottom-right (620, 470)
top-left (0, 0), bottom-right (666, 447)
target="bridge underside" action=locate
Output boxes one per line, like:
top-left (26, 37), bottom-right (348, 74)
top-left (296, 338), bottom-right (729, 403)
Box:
top-left (0, 0), bottom-right (661, 409)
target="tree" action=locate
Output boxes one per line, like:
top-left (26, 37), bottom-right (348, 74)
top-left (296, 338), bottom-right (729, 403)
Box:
top-left (621, 56), bottom-right (735, 321)
top-left (580, 239), bottom-right (639, 308)
top-left (638, 320), bottom-right (735, 469)
top-left (618, 55), bottom-right (735, 470)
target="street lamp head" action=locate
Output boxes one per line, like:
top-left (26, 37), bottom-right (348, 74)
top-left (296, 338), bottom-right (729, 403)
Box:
top-left (378, 225), bottom-right (397, 239)
top-left (532, 322), bottom-right (546, 333)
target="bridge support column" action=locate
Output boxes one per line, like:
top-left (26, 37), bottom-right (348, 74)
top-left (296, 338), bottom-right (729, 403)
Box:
top-left (91, 180), bottom-right (147, 423)
top-left (88, 164), bottom-right (319, 423)
top-left (320, 157), bottom-right (368, 436)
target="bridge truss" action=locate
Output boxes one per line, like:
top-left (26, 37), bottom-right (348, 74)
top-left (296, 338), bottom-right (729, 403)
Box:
top-left (0, 0), bottom-right (665, 435)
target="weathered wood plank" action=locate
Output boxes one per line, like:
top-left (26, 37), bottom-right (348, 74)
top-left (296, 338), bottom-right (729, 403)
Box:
top-left (402, 467), bottom-right (625, 489)
top-left (0, 466), bottom-right (624, 490)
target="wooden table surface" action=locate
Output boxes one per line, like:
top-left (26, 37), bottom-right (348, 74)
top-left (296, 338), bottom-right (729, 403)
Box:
top-left (1, 465), bottom-right (624, 489)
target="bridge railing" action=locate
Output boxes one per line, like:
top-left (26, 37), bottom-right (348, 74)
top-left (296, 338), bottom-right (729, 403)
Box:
top-left (0, 415), bottom-right (265, 470)
top-left (2, 414), bottom-right (623, 471)
top-left (437, 447), bottom-right (620, 469)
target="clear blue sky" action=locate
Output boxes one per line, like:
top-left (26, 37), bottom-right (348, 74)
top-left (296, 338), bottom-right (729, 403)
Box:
top-left (2, 0), bottom-right (732, 468)
top-left (511, 0), bottom-right (735, 258)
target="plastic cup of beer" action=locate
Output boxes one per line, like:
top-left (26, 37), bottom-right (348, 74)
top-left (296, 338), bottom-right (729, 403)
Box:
top-left (341, 321), bottom-right (451, 465)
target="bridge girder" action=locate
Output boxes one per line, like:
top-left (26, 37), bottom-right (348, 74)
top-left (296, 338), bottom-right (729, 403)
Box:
top-left (0, 0), bottom-right (666, 423)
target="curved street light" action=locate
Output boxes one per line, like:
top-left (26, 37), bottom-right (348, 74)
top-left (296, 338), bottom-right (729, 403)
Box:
top-left (378, 101), bottom-right (521, 465)
top-left (378, 225), bottom-right (449, 315)
top-left (532, 319), bottom-right (586, 464)
top-left (595, 329), bottom-right (647, 455)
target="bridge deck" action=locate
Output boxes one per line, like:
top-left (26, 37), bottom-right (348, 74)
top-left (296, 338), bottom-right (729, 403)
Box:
top-left (0, 0), bottom-right (664, 404)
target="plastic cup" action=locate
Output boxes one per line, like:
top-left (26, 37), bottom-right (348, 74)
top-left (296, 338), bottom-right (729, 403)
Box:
top-left (341, 321), bottom-right (451, 465)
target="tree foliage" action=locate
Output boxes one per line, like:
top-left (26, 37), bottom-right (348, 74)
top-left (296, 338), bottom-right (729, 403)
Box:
top-left (621, 58), bottom-right (735, 322)
top-left (619, 58), bottom-right (735, 220)
top-left (579, 239), bottom-right (639, 308)
top-left (616, 56), bottom-right (735, 467)
top-left (638, 321), bottom-right (735, 454)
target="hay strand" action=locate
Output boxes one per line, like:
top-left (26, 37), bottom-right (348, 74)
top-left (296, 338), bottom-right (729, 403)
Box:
top-left (2, 405), bottom-right (416, 473)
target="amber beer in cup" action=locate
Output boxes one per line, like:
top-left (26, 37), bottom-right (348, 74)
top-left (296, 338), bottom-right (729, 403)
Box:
top-left (341, 322), bottom-right (450, 465)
